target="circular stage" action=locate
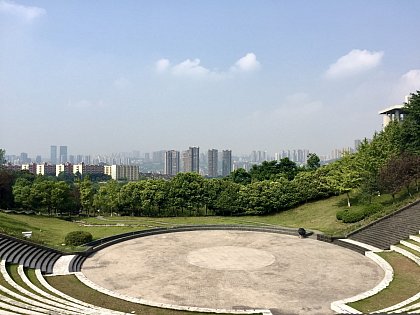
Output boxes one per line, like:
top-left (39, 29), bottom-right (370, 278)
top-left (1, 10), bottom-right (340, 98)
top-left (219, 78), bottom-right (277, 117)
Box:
top-left (82, 230), bottom-right (384, 314)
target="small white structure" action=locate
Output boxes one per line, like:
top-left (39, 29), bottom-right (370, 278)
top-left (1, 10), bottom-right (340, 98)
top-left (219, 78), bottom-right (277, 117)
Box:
top-left (22, 231), bottom-right (32, 238)
top-left (378, 95), bottom-right (411, 129)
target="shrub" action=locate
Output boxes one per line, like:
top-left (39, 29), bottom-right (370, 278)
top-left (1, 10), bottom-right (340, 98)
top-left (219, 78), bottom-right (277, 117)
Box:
top-left (336, 203), bottom-right (382, 223)
top-left (341, 209), bottom-right (366, 223)
top-left (336, 209), bottom-right (346, 220)
top-left (64, 231), bottom-right (93, 246)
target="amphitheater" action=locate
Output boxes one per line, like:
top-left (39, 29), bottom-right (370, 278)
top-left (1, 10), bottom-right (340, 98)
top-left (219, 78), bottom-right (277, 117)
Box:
top-left (0, 200), bottom-right (419, 315)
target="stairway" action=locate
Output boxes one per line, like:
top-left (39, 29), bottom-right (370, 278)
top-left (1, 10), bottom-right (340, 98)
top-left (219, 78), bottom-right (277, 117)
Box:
top-left (347, 200), bottom-right (420, 249)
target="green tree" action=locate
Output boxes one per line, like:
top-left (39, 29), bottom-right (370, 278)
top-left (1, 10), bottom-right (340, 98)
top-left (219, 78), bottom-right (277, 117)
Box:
top-left (93, 180), bottom-right (121, 215)
top-left (30, 177), bottom-right (55, 214)
top-left (119, 181), bottom-right (145, 216)
top-left (0, 149), bottom-right (5, 165)
top-left (326, 155), bottom-right (362, 207)
top-left (229, 168), bottom-right (252, 185)
top-left (12, 178), bottom-right (32, 210)
top-left (214, 180), bottom-right (241, 215)
top-left (77, 177), bottom-right (97, 216)
top-left (306, 153), bottom-right (321, 170)
top-left (140, 179), bottom-right (168, 216)
top-left (51, 181), bottom-right (72, 215)
top-left (169, 173), bottom-right (204, 215)
top-left (400, 91), bottom-right (420, 153)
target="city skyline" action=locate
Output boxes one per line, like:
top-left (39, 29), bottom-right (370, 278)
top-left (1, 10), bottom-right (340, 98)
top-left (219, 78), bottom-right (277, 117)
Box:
top-left (1, 1), bottom-right (419, 156)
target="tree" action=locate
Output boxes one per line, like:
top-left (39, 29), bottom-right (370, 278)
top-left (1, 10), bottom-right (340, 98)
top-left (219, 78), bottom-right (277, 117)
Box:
top-left (93, 180), bottom-right (121, 215)
top-left (326, 155), bottom-right (362, 207)
top-left (77, 177), bottom-right (96, 216)
top-left (248, 158), bottom-right (299, 181)
top-left (140, 179), bottom-right (168, 216)
top-left (0, 149), bottom-right (5, 165)
top-left (306, 153), bottom-right (321, 170)
top-left (29, 177), bottom-right (55, 214)
top-left (51, 181), bottom-right (72, 215)
top-left (169, 173), bottom-right (204, 215)
top-left (213, 180), bottom-right (241, 216)
top-left (12, 178), bottom-right (32, 210)
top-left (229, 168), bottom-right (252, 185)
top-left (400, 91), bottom-right (420, 153)
top-left (0, 169), bottom-right (15, 208)
top-left (379, 152), bottom-right (419, 199)
top-left (117, 181), bottom-right (144, 216)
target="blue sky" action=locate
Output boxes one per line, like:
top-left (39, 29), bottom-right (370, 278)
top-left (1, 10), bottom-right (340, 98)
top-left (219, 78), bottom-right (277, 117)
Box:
top-left (1, 0), bottom-right (420, 158)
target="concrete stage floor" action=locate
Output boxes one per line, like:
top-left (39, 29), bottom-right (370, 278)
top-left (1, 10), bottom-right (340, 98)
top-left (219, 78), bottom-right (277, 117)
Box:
top-left (82, 230), bottom-right (384, 315)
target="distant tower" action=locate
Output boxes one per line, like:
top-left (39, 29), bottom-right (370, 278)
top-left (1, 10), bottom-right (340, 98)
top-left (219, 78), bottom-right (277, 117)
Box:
top-left (59, 146), bottom-right (68, 164)
top-left (222, 150), bottom-right (232, 177)
top-left (164, 150), bottom-right (180, 175)
top-left (183, 147), bottom-right (199, 173)
top-left (50, 145), bottom-right (57, 164)
top-left (208, 149), bottom-right (218, 177)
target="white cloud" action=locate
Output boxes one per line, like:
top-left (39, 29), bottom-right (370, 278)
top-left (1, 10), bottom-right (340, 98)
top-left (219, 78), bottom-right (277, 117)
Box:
top-left (171, 59), bottom-right (210, 77)
top-left (0, 0), bottom-right (46, 21)
top-left (326, 49), bottom-right (383, 79)
top-left (154, 53), bottom-right (261, 79)
top-left (393, 69), bottom-right (420, 100)
top-left (155, 59), bottom-right (170, 73)
top-left (231, 53), bottom-right (261, 72)
top-left (401, 69), bottom-right (420, 90)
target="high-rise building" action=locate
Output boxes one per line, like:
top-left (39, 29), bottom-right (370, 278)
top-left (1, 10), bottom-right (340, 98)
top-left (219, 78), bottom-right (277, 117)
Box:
top-left (164, 150), bottom-right (180, 176)
top-left (59, 146), bottom-right (68, 163)
top-left (19, 152), bottom-right (30, 164)
top-left (183, 147), bottom-right (199, 173)
top-left (222, 150), bottom-right (232, 177)
top-left (50, 145), bottom-right (57, 164)
top-left (208, 149), bottom-right (218, 177)
top-left (152, 150), bottom-right (165, 163)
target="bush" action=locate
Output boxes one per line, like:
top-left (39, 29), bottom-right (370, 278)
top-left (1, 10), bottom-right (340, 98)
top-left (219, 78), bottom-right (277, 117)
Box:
top-left (337, 203), bottom-right (382, 223)
top-left (336, 209), bottom-right (346, 220)
top-left (341, 209), bottom-right (366, 223)
top-left (64, 231), bottom-right (93, 246)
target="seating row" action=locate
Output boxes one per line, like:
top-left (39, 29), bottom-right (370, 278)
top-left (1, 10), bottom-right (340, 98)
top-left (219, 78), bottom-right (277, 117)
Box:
top-left (0, 233), bottom-right (63, 274)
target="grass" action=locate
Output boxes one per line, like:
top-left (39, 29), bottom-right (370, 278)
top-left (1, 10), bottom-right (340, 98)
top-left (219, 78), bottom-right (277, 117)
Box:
top-left (348, 251), bottom-right (420, 313)
top-left (1, 190), bottom-right (419, 249)
top-left (397, 244), bottom-right (420, 257)
top-left (46, 274), bottom-right (241, 315)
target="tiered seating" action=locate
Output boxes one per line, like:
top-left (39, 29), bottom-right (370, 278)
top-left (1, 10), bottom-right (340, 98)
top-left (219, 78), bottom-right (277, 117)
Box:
top-left (348, 200), bottom-right (420, 249)
top-left (0, 233), bottom-right (63, 274)
top-left (332, 230), bottom-right (420, 314)
top-left (0, 259), bottom-right (128, 314)
top-left (372, 232), bottom-right (420, 314)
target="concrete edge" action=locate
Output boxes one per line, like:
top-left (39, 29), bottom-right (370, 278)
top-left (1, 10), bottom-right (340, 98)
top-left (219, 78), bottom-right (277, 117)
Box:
top-left (75, 272), bottom-right (272, 315)
top-left (337, 238), bottom-right (382, 252)
top-left (330, 250), bottom-right (393, 314)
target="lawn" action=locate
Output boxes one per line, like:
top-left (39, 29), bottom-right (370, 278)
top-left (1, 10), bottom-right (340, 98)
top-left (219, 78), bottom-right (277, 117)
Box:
top-left (1, 190), bottom-right (419, 249)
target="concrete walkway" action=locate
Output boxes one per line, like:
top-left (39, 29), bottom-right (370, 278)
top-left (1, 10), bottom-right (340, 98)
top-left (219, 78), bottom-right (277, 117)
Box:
top-left (82, 230), bottom-right (384, 315)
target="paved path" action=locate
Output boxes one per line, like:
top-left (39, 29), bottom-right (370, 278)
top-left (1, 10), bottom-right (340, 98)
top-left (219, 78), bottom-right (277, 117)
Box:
top-left (82, 230), bottom-right (384, 315)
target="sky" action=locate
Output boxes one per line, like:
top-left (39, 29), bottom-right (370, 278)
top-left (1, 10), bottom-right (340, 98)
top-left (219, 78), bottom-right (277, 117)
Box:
top-left (1, 0), bottom-right (420, 158)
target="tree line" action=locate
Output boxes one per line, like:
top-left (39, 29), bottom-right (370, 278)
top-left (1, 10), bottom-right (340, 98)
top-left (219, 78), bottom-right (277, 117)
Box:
top-left (1, 91), bottom-right (420, 218)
